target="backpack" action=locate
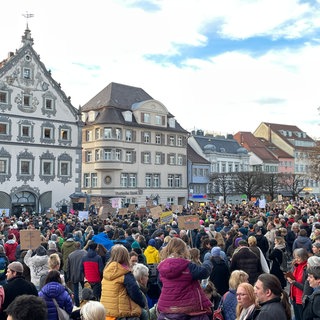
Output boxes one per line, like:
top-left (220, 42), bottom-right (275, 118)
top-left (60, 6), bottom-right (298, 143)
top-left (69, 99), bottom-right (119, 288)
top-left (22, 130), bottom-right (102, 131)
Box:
top-left (0, 256), bottom-right (6, 279)
top-left (279, 248), bottom-right (290, 272)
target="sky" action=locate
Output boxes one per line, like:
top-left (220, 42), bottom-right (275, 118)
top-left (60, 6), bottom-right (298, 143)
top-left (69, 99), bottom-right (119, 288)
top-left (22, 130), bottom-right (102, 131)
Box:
top-left (2, 0), bottom-right (320, 139)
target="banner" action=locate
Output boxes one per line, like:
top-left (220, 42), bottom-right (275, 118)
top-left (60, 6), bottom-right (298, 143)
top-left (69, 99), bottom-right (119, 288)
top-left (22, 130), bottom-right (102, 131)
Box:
top-left (178, 215), bottom-right (200, 230)
top-left (160, 211), bottom-right (173, 225)
top-left (78, 211), bottom-right (89, 221)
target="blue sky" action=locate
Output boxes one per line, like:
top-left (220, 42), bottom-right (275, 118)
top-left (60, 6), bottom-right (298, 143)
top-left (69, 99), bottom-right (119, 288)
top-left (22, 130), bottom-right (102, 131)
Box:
top-left (1, 0), bottom-right (320, 138)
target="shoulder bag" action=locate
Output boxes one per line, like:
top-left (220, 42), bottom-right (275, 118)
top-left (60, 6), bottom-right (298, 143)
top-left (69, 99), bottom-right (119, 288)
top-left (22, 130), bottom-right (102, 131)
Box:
top-left (52, 298), bottom-right (70, 320)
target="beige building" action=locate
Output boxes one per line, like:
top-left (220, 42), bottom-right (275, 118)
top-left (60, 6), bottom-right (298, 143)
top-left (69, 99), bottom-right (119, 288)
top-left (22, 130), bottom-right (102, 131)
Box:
top-left (81, 82), bottom-right (189, 209)
top-left (0, 27), bottom-right (82, 215)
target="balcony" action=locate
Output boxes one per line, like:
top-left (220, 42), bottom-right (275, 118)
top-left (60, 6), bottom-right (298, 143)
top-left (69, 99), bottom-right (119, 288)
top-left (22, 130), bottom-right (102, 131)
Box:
top-left (94, 161), bottom-right (124, 170)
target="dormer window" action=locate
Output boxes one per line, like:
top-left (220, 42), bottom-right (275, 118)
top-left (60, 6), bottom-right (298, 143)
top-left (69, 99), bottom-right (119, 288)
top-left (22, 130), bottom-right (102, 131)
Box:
top-left (23, 68), bottom-right (32, 79)
top-left (141, 112), bottom-right (150, 123)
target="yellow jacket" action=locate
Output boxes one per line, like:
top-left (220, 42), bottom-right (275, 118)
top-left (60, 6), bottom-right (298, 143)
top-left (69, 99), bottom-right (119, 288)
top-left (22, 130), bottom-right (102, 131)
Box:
top-left (100, 261), bottom-right (142, 317)
top-left (144, 245), bottom-right (160, 264)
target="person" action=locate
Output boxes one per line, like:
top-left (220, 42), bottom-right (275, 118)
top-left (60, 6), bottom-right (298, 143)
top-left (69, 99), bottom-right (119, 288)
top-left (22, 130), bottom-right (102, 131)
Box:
top-left (236, 282), bottom-right (260, 320)
top-left (80, 300), bottom-right (106, 320)
top-left (23, 245), bottom-right (49, 290)
top-left (70, 287), bottom-right (96, 320)
top-left (61, 233), bottom-right (77, 281)
top-left (230, 240), bottom-right (262, 285)
top-left (286, 248), bottom-right (309, 320)
top-left (132, 263), bottom-right (150, 320)
top-left (39, 253), bottom-right (64, 290)
top-left (144, 239), bottom-right (160, 264)
top-left (4, 294), bottom-right (48, 320)
top-left (189, 248), bottom-right (201, 265)
top-left (100, 244), bottom-right (145, 319)
top-left (38, 270), bottom-right (73, 320)
top-left (4, 235), bottom-right (18, 263)
top-left (67, 241), bottom-right (87, 307)
top-left (312, 242), bottom-right (320, 257)
top-left (269, 236), bottom-right (287, 288)
top-left (0, 261), bottom-right (38, 320)
top-left (254, 273), bottom-right (291, 320)
top-left (247, 236), bottom-right (269, 274)
top-left (0, 245), bottom-right (9, 285)
top-left (302, 266), bottom-right (320, 320)
top-left (157, 237), bottom-right (213, 320)
top-left (202, 280), bottom-right (221, 315)
top-left (81, 241), bottom-right (104, 300)
top-left (292, 230), bottom-right (313, 254)
top-left (222, 270), bottom-right (249, 320)
top-left (209, 246), bottom-right (230, 296)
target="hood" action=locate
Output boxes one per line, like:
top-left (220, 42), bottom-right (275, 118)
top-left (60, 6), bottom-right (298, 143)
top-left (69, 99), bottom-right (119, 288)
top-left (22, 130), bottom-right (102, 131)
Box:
top-left (296, 236), bottom-right (310, 244)
top-left (5, 240), bottom-right (16, 245)
top-left (87, 249), bottom-right (97, 258)
top-left (158, 257), bottom-right (189, 279)
top-left (32, 254), bottom-right (49, 267)
top-left (146, 246), bottom-right (157, 254)
top-left (63, 240), bottom-right (75, 248)
top-left (104, 261), bottom-right (129, 281)
top-left (41, 281), bottom-right (66, 297)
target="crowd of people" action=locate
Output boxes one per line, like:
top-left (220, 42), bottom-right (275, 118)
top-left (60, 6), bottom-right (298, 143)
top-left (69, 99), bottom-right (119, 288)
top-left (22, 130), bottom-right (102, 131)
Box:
top-left (0, 198), bottom-right (319, 320)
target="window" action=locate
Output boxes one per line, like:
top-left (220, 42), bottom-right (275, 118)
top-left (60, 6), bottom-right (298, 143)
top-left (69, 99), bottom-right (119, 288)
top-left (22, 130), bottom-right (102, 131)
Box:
top-left (95, 128), bottom-right (101, 140)
top-left (0, 91), bottom-right (8, 103)
top-left (126, 151), bottom-right (132, 162)
top-left (84, 173), bottom-right (90, 188)
top-left (142, 113), bottom-right (150, 123)
top-left (24, 95), bottom-right (31, 107)
top-left (20, 160), bottom-right (31, 175)
top-left (177, 155), bottom-right (183, 165)
top-left (44, 128), bottom-right (52, 139)
top-left (177, 136), bottom-right (183, 146)
top-left (153, 174), bottom-right (160, 187)
top-left (115, 128), bottom-right (122, 140)
top-left (104, 128), bottom-right (112, 139)
top-left (143, 132), bottom-right (150, 143)
top-left (104, 149), bottom-right (112, 160)
top-left (86, 130), bottom-right (92, 141)
top-left (0, 159), bottom-right (7, 174)
top-left (169, 154), bottom-right (175, 165)
top-left (169, 136), bottom-right (175, 146)
top-left (23, 68), bottom-right (32, 79)
top-left (129, 174), bottom-right (137, 187)
top-left (0, 123), bottom-right (8, 135)
top-left (95, 149), bottom-right (101, 161)
top-left (60, 129), bottom-right (70, 140)
top-left (155, 134), bottom-right (161, 144)
top-left (143, 152), bottom-right (151, 164)
top-left (168, 174), bottom-right (174, 187)
top-left (125, 130), bottom-right (132, 142)
top-left (175, 175), bottom-right (181, 187)
top-left (167, 197), bottom-right (174, 205)
top-left (21, 125), bottom-right (30, 137)
top-left (155, 153), bottom-right (162, 165)
top-left (86, 151), bottom-right (92, 162)
top-left (145, 174), bottom-right (152, 187)
top-left (155, 115), bottom-right (165, 125)
top-left (60, 162), bottom-right (69, 176)
top-left (91, 173), bottom-right (98, 187)
top-left (121, 173), bottom-right (137, 187)
top-left (120, 173), bottom-right (128, 187)
top-left (42, 160), bottom-right (53, 175)
top-left (45, 98), bottom-right (53, 110)
top-left (115, 149), bottom-right (122, 161)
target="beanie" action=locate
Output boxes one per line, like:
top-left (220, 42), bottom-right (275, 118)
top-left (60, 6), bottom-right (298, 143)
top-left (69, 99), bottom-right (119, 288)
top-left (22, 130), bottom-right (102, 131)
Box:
top-left (148, 239), bottom-right (156, 247)
top-left (211, 246), bottom-right (221, 257)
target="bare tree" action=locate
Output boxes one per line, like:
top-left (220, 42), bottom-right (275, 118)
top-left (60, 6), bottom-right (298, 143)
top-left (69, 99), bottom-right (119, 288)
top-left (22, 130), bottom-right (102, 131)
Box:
top-left (262, 173), bottom-right (283, 201)
top-left (209, 172), bottom-right (234, 203)
top-left (309, 141), bottom-right (320, 181)
top-left (280, 173), bottom-right (305, 199)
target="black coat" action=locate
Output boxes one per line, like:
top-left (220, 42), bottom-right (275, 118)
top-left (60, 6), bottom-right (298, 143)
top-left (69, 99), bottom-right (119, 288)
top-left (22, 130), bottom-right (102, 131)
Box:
top-left (302, 290), bottom-right (320, 320)
top-left (209, 256), bottom-right (230, 296)
top-left (269, 247), bottom-right (287, 289)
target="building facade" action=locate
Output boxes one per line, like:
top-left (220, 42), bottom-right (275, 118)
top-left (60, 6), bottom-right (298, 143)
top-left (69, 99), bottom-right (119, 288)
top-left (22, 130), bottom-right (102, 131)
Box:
top-left (0, 27), bottom-right (82, 215)
top-left (81, 82), bottom-right (188, 209)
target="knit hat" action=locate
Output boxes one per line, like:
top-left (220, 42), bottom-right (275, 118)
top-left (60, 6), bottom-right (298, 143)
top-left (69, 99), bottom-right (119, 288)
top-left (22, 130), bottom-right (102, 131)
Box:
top-left (8, 261), bottom-right (24, 273)
top-left (239, 227), bottom-right (248, 235)
top-left (148, 239), bottom-right (156, 247)
top-left (81, 288), bottom-right (95, 301)
top-left (211, 246), bottom-right (221, 257)
top-left (307, 255), bottom-right (320, 267)
top-left (48, 241), bottom-right (57, 250)
top-left (131, 241), bottom-right (141, 249)
top-left (36, 245), bottom-right (47, 256)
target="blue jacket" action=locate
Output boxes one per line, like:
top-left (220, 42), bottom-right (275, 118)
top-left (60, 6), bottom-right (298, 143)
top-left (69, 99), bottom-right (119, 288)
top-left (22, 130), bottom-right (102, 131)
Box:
top-left (39, 281), bottom-right (73, 320)
top-left (81, 249), bottom-right (104, 283)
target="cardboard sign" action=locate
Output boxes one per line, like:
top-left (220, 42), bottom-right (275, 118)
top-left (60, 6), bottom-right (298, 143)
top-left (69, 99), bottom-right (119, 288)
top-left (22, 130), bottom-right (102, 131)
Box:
top-left (118, 208), bottom-right (128, 216)
top-left (20, 229), bottom-right (41, 250)
top-left (171, 205), bottom-right (183, 213)
top-left (150, 206), bottom-right (162, 219)
top-left (78, 211), bottom-right (89, 221)
top-left (128, 204), bottom-right (136, 212)
top-left (178, 215), bottom-right (200, 230)
top-left (160, 211), bottom-right (173, 225)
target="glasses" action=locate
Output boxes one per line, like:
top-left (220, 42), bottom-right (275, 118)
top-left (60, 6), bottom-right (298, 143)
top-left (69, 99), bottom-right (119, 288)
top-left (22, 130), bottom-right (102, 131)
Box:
top-left (236, 293), bottom-right (247, 297)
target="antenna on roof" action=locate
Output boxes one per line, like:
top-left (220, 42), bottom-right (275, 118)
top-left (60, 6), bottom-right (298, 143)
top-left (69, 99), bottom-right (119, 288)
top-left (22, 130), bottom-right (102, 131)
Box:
top-left (22, 11), bottom-right (34, 28)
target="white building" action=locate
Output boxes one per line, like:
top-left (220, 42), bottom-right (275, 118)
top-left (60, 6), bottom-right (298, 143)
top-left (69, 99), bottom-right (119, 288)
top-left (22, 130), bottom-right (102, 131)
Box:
top-left (0, 27), bottom-right (82, 215)
top-left (81, 82), bottom-right (189, 209)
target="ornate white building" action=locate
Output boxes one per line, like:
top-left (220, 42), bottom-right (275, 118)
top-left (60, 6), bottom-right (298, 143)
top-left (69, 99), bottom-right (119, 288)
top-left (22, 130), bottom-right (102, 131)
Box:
top-left (0, 27), bottom-right (82, 215)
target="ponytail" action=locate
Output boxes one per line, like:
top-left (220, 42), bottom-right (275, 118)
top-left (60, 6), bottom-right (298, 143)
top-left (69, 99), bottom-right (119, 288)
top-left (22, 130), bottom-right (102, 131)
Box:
top-left (280, 290), bottom-right (291, 320)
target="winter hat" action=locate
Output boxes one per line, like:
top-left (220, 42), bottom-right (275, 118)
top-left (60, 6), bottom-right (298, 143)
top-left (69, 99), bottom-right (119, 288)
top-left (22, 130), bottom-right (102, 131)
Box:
top-left (131, 241), bottom-right (141, 249)
top-left (81, 288), bottom-right (95, 301)
top-left (239, 227), bottom-right (248, 235)
top-left (307, 256), bottom-right (320, 267)
top-left (148, 239), bottom-right (156, 247)
top-left (211, 247), bottom-right (221, 257)
top-left (48, 241), bottom-right (57, 250)
top-left (51, 234), bottom-right (58, 242)
top-left (36, 245), bottom-right (47, 256)
top-left (8, 261), bottom-right (24, 273)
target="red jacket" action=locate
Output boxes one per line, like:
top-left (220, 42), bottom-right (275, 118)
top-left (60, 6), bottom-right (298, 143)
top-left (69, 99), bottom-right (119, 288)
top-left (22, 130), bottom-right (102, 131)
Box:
top-left (4, 241), bottom-right (18, 262)
top-left (291, 260), bottom-right (307, 304)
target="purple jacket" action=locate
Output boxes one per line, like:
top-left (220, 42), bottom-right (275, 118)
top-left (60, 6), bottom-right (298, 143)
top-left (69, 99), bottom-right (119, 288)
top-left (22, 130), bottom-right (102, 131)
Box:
top-left (39, 282), bottom-right (73, 320)
top-left (157, 257), bottom-right (212, 315)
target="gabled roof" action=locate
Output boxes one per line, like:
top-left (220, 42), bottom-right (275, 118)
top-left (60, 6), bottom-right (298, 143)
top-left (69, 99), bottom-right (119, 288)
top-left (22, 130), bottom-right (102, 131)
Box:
top-left (187, 144), bottom-right (210, 164)
top-left (82, 82), bottom-right (154, 111)
top-left (234, 132), bottom-right (279, 163)
top-left (257, 137), bottom-right (293, 159)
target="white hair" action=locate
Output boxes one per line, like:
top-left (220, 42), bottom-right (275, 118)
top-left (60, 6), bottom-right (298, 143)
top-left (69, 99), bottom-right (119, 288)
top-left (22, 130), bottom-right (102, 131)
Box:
top-left (81, 301), bottom-right (106, 320)
top-left (132, 263), bottom-right (149, 281)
